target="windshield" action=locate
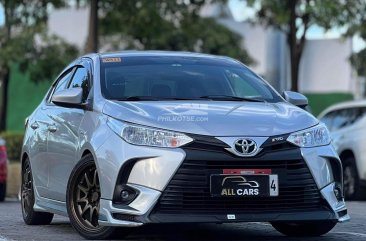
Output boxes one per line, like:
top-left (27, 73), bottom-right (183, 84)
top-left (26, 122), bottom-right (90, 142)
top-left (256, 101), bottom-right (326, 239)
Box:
top-left (100, 56), bottom-right (282, 103)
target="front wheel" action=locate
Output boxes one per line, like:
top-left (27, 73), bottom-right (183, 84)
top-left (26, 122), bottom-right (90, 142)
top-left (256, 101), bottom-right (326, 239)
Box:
top-left (343, 157), bottom-right (363, 200)
top-left (66, 154), bottom-right (120, 240)
top-left (271, 221), bottom-right (337, 237)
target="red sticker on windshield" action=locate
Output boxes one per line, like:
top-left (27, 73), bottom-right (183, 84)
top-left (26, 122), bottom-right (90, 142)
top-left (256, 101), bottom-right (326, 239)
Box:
top-left (102, 57), bottom-right (122, 63)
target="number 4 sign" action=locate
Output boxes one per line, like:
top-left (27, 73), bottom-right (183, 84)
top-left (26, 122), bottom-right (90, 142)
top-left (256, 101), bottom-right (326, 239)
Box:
top-left (269, 175), bottom-right (279, 196)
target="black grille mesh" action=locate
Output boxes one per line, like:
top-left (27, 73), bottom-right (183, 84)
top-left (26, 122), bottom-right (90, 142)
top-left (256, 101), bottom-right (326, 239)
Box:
top-left (153, 149), bottom-right (327, 214)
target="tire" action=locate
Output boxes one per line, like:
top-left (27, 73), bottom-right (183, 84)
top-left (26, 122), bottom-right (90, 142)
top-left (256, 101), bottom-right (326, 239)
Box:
top-left (21, 157), bottom-right (54, 225)
top-left (271, 221), bottom-right (337, 237)
top-left (343, 156), bottom-right (364, 200)
top-left (66, 154), bottom-right (120, 240)
top-left (0, 182), bottom-right (6, 202)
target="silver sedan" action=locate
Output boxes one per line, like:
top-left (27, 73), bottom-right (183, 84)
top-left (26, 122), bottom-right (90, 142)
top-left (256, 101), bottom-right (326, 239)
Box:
top-left (21, 51), bottom-right (349, 239)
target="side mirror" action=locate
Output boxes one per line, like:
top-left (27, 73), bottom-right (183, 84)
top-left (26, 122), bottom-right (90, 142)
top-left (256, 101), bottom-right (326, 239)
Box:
top-left (282, 91), bottom-right (308, 108)
top-left (52, 88), bottom-right (84, 108)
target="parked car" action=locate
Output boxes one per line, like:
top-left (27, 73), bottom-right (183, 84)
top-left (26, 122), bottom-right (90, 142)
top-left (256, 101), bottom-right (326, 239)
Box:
top-left (0, 138), bottom-right (7, 202)
top-left (21, 51), bottom-right (349, 239)
top-left (318, 100), bottom-right (366, 200)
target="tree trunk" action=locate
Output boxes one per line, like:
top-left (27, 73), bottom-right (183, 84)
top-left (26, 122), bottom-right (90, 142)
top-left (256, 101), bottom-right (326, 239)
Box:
top-left (0, 65), bottom-right (10, 132)
top-left (289, 46), bottom-right (300, 92)
top-left (287, 0), bottom-right (300, 92)
top-left (86, 0), bottom-right (99, 52)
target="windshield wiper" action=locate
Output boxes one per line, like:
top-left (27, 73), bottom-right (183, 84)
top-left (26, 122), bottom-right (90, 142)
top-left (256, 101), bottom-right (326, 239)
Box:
top-left (115, 96), bottom-right (160, 101)
top-left (115, 96), bottom-right (197, 101)
top-left (114, 95), bottom-right (264, 101)
top-left (199, 95), bottom-right (265, 102)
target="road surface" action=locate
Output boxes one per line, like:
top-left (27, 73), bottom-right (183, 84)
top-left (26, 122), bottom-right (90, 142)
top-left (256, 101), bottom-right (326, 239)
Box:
top-left (0, 200), bottom-right (365, 241)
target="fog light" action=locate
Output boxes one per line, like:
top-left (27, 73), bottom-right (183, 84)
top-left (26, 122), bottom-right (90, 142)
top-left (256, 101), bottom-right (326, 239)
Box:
top-left (121, 190), bottom-right (130, 200)
top-left (114, 185), bottom-right (139, 205)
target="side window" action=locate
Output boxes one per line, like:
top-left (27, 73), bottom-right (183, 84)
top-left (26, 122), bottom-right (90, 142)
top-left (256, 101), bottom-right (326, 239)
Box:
top-left (68, 67), bottom-right (89, 102)
top-left (320, 111), bottom-right (335, 130)
top-left (48, 69), bottom-right (74, 103)
top-left (332, 109), bottom-right (351, 131)
top-left (350, 107), bottom-right (366, 124)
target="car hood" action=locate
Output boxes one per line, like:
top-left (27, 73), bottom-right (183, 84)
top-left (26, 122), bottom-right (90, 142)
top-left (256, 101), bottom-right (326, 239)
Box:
top-left (103, 100), bottom-right (318, 136)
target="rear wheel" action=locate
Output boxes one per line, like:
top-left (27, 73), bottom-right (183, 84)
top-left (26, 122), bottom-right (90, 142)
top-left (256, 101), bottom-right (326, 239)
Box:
top-left (0, 182), bottom-right (6, 202)
top-left (21, 157), bottom-right (54, 225)
top-left (343, 156), bottom-right (364, 200)
top-left (271, 221), bottom-right (337, 237)
top-left (67, 154), bottom-right (120, 240)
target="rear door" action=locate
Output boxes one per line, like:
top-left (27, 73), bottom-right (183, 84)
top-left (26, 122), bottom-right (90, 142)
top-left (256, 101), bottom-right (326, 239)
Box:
top-left (46, 59), bottom-right (92, 201)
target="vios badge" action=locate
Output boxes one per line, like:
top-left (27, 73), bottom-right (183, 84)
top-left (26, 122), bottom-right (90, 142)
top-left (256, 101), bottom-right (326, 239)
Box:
top-left (234, 138), bottom-right (258, 156)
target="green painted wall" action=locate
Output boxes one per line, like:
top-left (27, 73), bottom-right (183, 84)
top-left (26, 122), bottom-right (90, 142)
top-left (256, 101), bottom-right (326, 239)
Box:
top-left (305, 93), bottom-right (354, 117)
top-left (6, 66), bottom-right (51, 131)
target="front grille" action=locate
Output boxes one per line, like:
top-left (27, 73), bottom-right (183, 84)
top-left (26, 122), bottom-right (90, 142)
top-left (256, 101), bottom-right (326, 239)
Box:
top-left (153, 148), bottom-right (327, 214)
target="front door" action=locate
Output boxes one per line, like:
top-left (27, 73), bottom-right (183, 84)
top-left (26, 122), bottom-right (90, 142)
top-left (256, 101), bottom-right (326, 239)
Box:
top-left (29, 67), bottom-right (75, 197)
top-left (46, 60), bottom-right (92, 201)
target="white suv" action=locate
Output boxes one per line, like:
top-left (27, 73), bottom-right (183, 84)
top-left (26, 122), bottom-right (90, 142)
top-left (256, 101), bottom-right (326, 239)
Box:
top-left (319, 100), bottom-right (366, 200)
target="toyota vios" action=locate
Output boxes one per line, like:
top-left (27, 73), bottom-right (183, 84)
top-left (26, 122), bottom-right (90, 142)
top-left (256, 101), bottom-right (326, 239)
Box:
top-left (21, 51), bottom-right (349, 239)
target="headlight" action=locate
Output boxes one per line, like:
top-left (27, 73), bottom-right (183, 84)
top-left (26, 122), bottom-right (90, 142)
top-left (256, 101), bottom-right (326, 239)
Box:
top-left (107, 118), bottom-right (193, 148)
top-left (287, 123), bottom-right (331, 147)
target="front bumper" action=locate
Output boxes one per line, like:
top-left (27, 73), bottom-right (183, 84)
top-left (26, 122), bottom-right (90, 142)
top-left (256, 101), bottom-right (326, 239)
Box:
top-left (97, 133), bottom-right (349, 226)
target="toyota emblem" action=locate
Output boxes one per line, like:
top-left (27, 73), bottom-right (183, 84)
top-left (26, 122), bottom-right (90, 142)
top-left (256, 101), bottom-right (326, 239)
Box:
top-left (234, 138), bottom-right (258, 156)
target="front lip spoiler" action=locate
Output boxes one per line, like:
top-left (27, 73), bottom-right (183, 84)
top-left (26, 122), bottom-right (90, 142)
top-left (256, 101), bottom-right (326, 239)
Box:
top-left (338, 214), bottom-right (351, 223)
top-left (149, 210), bottom-right (337, 223)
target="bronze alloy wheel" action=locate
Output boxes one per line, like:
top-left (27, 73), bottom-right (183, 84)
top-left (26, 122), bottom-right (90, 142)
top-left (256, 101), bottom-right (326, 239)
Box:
top-left (21, 159), bottom-right (33, 219)
top-left (73, 165), bottom-right (101, 229)
top-left (21, 157), bottom-right (53, 225)
top-left (67, 154), bottom-right (119, 240)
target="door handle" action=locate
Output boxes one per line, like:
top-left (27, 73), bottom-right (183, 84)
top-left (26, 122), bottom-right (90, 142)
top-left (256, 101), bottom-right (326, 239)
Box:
top-left (30, 122), bottom-right (39, 130)
top-left (48, 124), bottom-right (57, 133)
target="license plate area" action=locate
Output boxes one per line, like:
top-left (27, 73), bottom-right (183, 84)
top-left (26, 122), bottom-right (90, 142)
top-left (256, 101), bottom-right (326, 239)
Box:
top-left (210, 174), bottom-right (279, 197)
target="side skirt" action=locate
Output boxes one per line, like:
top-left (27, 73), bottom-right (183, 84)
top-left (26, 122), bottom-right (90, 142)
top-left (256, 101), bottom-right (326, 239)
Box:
top-left (33, 187), bottom-right (67, 216)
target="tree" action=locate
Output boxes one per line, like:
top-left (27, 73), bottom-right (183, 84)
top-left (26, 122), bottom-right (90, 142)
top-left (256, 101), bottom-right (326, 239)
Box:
top-left (246, 0), bottom-right (354, 91)
top-left (350, 49), bottom-right (366, 78)
top-left (343, 1), bottom-right (366, 82)
top-left (97, 0), bottom-right (253, 64)
top-left (85, 0), bottom-right (99, 52)
top-left (0, 0), bottom-right (78, 131)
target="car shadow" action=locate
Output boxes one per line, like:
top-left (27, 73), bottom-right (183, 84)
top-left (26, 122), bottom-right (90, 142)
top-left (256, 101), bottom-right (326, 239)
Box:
top-left (125, 223), bottom-right (350, 241)
top-left (46, 221), bottom-right (352, 241)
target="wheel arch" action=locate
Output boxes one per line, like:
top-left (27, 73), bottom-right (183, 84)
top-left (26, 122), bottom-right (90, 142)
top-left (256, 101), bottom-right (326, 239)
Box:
top-left (21, 152), bottom-right (29, 169)
top-left (339, 149), bottom-right (356, 166)
top-left (81, 149), bottom-right (92, 158)
top-left (78, 144), bottom-right (101, 173)
top-left (79, 142), bottom-right (97, 161)
top-left (339, 149), bottom-right (361, 177)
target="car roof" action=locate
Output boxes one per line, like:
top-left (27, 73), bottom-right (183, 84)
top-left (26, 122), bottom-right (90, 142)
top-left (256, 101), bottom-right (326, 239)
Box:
top-left (318, 99), bottom-right (366, 118)
top-left (84, 50), bottom-right (243, 66)
top-left (99, 50), bottom-right (232, 59)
